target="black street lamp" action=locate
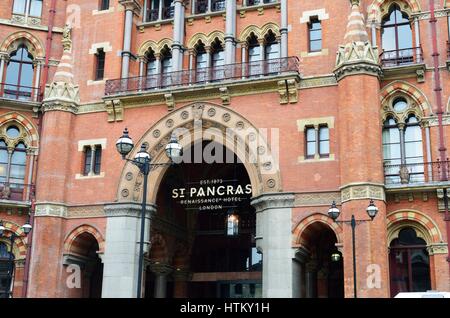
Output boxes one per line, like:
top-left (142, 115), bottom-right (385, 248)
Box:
top-left (115, 128), bottom-right (182, 298)
top-left (0, 219), bottom-right (32, 298)
top-left (327, 199), bottom-right (378, 298)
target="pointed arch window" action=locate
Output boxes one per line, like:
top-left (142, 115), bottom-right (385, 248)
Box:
top-left (3, 45), bottom-right (35, 100)
top-left (195, 42), bottom-right (208, 82)
top-left (389, 227), bottom-right (431, 296)
top-left (160, 48), bottom-right (172, 87)
top-left (0, 135), bottom-right (27, 200)
top-left (381, 4), bottom-right (415, 66)
top-left (383, 98), bottom-right (424, 184)
top-left (247, 34), bottom-right (261, 77)
top-left (211, 40), bottom-right (224, 81)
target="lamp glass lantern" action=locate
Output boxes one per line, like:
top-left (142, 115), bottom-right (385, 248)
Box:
top-left (134, 144), bottom-right (151, 165)
top-left (331, 252), bottom-right (341, 262)
top-left (165, 133), bottom-right (183, 162)
top-left (22, 222), bottom-right (32, 235)
top-left (116, 128), bottom-right (134, 158)
top-left (327, 201), bottom-right (340, 221)
top-left (366, 199), bottom-right (379, 220)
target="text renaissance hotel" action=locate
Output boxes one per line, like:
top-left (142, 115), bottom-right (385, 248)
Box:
top-left (0, 0), bottom-right (448, 299)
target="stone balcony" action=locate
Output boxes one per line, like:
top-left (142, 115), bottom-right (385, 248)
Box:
top-left (103, 57), bottom-right (301, 122)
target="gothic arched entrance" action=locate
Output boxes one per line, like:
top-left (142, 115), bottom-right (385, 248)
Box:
top-left (145, 140), bottom-right (261, 298)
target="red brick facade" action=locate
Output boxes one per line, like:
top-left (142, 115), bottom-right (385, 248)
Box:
top-left (0, 0), bottom-right (449, 298)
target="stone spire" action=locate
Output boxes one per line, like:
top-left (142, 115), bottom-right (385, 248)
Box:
top-left (43, 23), bottom-right (79, 113)
top-left (334, 0), bottom-right (381, 80)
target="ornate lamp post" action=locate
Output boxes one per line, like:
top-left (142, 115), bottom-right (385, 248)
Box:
top-left (327, 199), bottom-right (378, 298)
top-left (115, 128), bottom-right (182, 298)
top-left (0, 219), bottom-right (32, 298)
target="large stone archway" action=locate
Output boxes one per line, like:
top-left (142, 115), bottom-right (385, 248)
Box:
top-left (117, 102), bottom-right (282, 204)
top-left (103, 102), bottom-right (295, 298)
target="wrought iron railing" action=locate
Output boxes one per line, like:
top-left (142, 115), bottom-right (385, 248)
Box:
top-left (0, 182), bottom-right (34, 203)
top-left (105, 56), bottom-right (300, 96)
top-left (384, 160), bottom-right (450, 185)
top-left (380, 47), bottom-right (423, 67)
top-left (0, 83), bottom-right (41, 102)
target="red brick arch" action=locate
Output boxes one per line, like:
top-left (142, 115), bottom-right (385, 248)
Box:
top-left (0, 31), bottom-right (45, 57)
top-left (0, 112), bottom-right (39, 149)
top-left (0, 221), bottom-right (28, 259)
top-left (387, 210), bottom-right (443, 244)
top-left (292, 213), bottom-right (343, 246)
top-left (368, 0), bottom-right (421, 23)
top-left (64, 224), bottom-right (105, 254)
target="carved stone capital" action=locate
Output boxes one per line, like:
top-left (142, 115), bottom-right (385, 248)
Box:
top-left (251, 192), bottom-right (295, 212)
top-left (35, 203), bottom-right (68, 218)
top-left (104, 202), bottom-right (157, 218)
top-left (43, 82), bottom-right (80, 114)
top-left (334, 42), bottom-right (381, 81)
top-left (149, 262), bottom-right (174, 276)
top-left (119, 0), bottom-right (142, 15)
top-left (340, 183), bottom-right (385, 203)
top-left (427, 243), bottom-right (448, 255)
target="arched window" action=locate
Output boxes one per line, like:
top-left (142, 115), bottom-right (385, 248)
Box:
top-left (211, 40), bottom-right (224, 81)
top-left (195, 42), bottom-right (207, 82)
top-left (264, 31), bottom-right (280, 74)
top-left (382, 98), bottom-right (424, 184)
top-left (247, 34), bottom-right (260, 77)
top-left (4, 45), bottom-right (34, 100)
top-left (0, 242), bottom-right (13, 298)
top-left (145, 50), bottom-right (158, 89)
top-left (160, 46), bottom-right (172, 87)
top-left (0, 131), bottom-right (28, 200)
top-left (381, 4), bottom-right (414, 66)
top-left (389, 227), bottom-right (431, 296)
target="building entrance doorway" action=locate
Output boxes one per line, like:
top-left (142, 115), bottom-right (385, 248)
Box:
top-left (297, 221), bottom-right (344, 298)
top-left (145, 141), bottom-right (261, 298)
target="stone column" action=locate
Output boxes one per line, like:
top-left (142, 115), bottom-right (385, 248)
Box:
top-left (371, 22), bottom-right (377, 47)
top-left (101, 203), bottom-right (155, 298)
top-left (305, 260), bottom-right (317, 298)
top-left (224, 0), bottom-right (236, 64)
top-left (149, 263), bottom-right (173, 298)
top-left (173, 270), bottom-right (191, 298)
top-left (0, 53), bottom-right (9, 91)
top-left (280, 0), bottom-right (288, 57)
top-left (33, 59), bottom-right (42, 102)
top-left (251, 193), bottom-right (295, 298)
top-left (414, 17), bottom-right (421, 62)
top-left (423, 122), bottom-right (433, 181)
top-left (292, 247), bottom-right (309, 298)
top-left (171, 0), bottom-right (185, 72)
top-left (119, 0), bottom-right (142, 79)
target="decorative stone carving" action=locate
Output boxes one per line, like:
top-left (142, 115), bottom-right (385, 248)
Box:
top-left (219, 87), bottom-right (230, 105)
top-left (222, 113), bottom-right (231, 122)
top-left (278, 80), bottom-right (288, 104)
top-left (340, 183), bottom-right (385, 203)
top-left (427, 243), bottom-right (448, 255)
top-left (164, 93), bottom-right (175, 111)
top-left (295, 192), bottom-right (341, 206)
top-left (43, 82), bottom-right (80, 113)
top-left (62, 24), bottom-right (72, 53)
top-left (251, 192), bottom-right (295, 212)
top-left (192, 103), bottom-right (204, 121)
top-left (35, 203), bottom-right (68, 217)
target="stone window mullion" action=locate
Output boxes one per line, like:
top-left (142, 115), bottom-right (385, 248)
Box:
top-left (398, 124), bottom-right (406, 165)
top-left (89, 145), bottom-right (96, 176)
top-left (314, 125), bottom-right (320, 160)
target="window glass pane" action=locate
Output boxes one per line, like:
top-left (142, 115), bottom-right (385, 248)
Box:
top-left (404, 125), bottom-right (421, 142)
top-left (0, 147), bottom-right (7, 182)
top-left (319, 127), bottom-right (329, 140)
top-left (94, 148), bottom-right (102, 174)
top-left (10, 145), bottom-right (26, 184)
top-left (29, 0), bottom-right (43, 17)
top-left (162, 58), bottom-right (172, 73)
top-left (147, 60), bottom-right (157, 75)
top-left (405, 141), bottom-right (423, 159)
top-left (306, 128), bottom-right (315, 142)
top-left (196, 53), bottom-right (207, 69)
top-left (265, 43), bottom-right (280, 60)
top-left (309, 29), bottom-right (322, 41)
top-left (19, 63), bottom-right (34, 88)
top-left (84, 148), bottom-right (92, 175)
top-left (319, 141), bottom-right (329, 155)
top-left (381, 26), bottom-right (396, 51)
top-left (382, 127), bottom-right (400, 144)
top-left (306, 142), bottom-right (316, 157)
top-left (393, 98), bottom-right (408, 112)
top-left (212, 50), bottom-right (224, 67)
top-left (13, 0), bottom-right (27, 14)
top-left (100, 0), bottom-right (110, 10)
top-left (397, 25), bottom-right (413, 49)
top-left (248, 46), bottom-right (261, 62)
top-left (5, 61), bottom-right (20, 85)
top-left (310, 40), bottom-right (322, 52)
top-left (6, 126), bottom-right (20, 139)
